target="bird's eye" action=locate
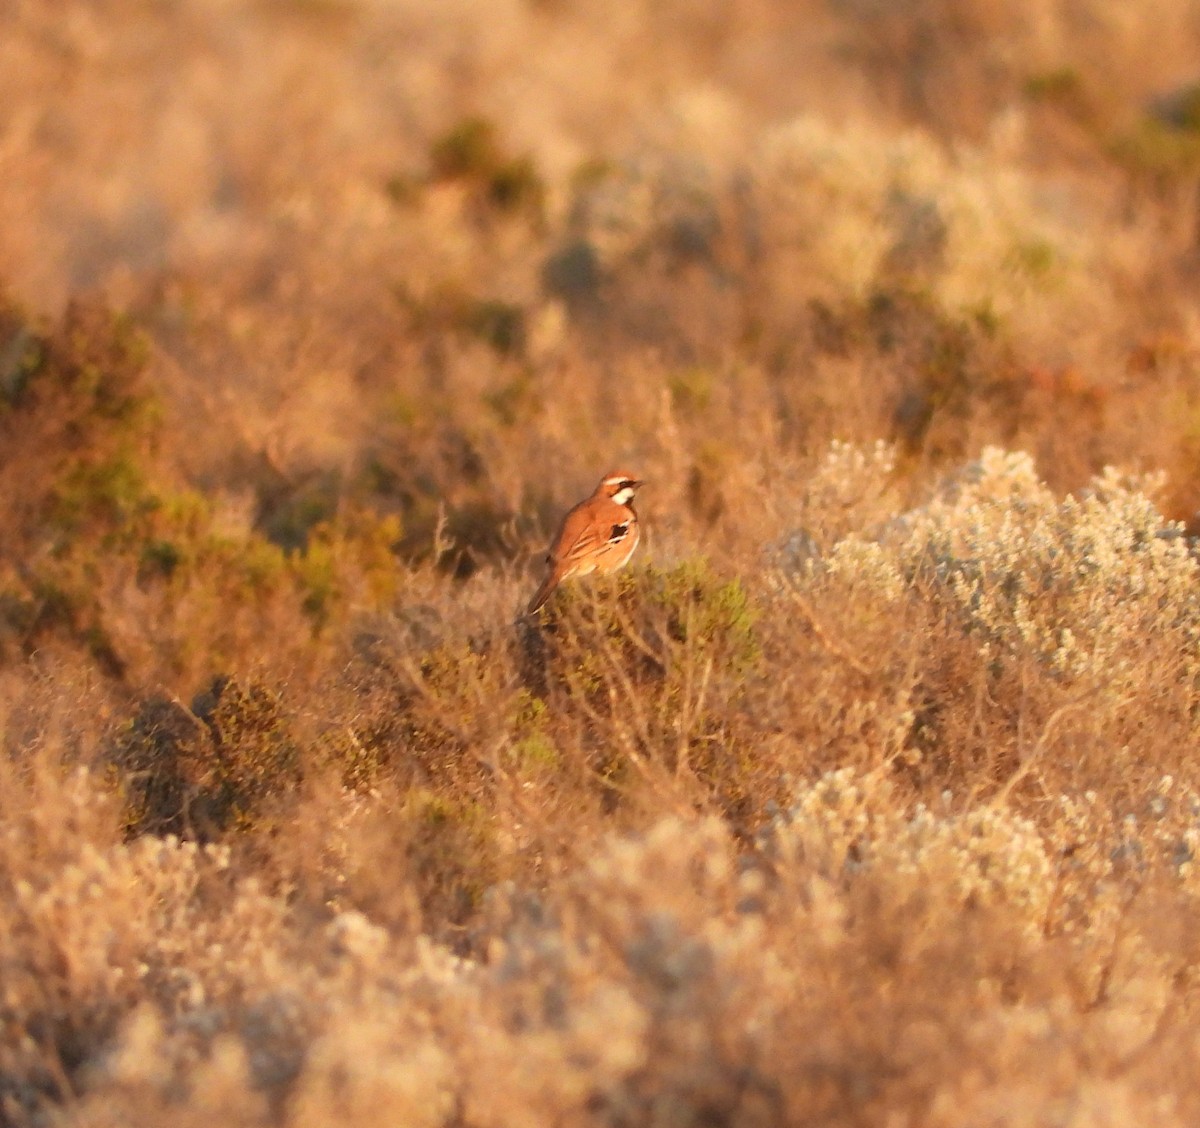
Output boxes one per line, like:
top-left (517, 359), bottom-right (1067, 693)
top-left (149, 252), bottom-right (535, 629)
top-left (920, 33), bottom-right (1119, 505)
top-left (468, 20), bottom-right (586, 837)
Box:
top-left (621, 480), bottom-right (635, 490)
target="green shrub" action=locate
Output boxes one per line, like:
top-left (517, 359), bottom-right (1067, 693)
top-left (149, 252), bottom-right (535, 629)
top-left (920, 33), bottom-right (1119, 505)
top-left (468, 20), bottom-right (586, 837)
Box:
top-left (112, 676), bottom-right (301, 839)
top-left (429, 116), bottom-right (545, 220)
top-left (402, 789), bottom-right (499, 927)
top-left (523, 560), bottom-right (762, 806)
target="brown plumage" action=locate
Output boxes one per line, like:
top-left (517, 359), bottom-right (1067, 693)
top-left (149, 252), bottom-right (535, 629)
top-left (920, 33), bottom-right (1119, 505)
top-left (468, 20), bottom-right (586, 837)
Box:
top-left (526, 470), bottom-right (644, 615)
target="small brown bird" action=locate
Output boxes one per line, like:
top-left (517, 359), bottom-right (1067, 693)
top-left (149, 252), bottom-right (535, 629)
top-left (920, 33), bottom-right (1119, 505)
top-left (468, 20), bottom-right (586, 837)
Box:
top-left (526, 470), bottom-right (644, 615)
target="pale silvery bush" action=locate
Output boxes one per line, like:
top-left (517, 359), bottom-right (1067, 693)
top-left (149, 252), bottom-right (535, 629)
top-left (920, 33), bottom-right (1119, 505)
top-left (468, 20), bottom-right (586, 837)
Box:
top-left (761, 767), bottom-right (1055, 935)
top-left (898, 449), bottom-right (1200, 687)
top-left (809, 445), bottom-right (1200, 689)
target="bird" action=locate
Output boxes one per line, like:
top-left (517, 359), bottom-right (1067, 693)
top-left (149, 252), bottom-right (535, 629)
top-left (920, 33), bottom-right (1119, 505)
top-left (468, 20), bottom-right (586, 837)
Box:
top-left (526, 470), bottom-right (644, 615)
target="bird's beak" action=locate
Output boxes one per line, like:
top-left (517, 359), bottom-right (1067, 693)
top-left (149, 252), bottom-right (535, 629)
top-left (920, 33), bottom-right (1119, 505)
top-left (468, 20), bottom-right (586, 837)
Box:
top-left (633, 480), bottom-right (646, 489)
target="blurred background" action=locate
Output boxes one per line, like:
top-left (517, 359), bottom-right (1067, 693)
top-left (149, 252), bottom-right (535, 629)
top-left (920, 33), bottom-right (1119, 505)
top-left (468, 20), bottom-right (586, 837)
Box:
top-left (9, 10), bottom-right (1200, 1124)
top-left (6, 0), bottom-right (1200, 688)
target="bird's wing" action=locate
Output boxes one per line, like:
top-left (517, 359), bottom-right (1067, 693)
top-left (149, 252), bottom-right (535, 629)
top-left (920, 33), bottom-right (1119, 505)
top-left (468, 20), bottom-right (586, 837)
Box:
top-left (548, 501), bottom-right (622, 571)
top-left (554, 515), bottom-right (608, 567)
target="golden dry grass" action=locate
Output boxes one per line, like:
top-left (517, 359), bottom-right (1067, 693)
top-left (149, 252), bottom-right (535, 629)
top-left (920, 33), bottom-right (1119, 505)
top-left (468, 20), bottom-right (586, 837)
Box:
top-left (6, 1), bottom-right (1200, 1125)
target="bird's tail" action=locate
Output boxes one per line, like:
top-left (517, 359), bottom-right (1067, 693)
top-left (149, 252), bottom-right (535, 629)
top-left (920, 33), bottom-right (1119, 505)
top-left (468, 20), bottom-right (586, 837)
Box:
top-left (526, 572), bottom-right (558, 616)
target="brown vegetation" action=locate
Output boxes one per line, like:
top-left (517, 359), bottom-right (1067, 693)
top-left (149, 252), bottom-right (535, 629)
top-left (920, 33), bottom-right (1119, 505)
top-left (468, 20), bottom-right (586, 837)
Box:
top-left (5, 0), bottom-right (1200, 1124)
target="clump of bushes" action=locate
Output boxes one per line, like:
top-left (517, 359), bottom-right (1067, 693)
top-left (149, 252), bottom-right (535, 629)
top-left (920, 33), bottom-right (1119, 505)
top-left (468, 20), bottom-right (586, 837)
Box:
top-left (428, 116), bottom-right (545, 221)
top-left (112, 676), bottom-right (300, 839)
top-left (520, 560), bottom-right (766, 815)
top-left (791, 446), bottom-right (1200, 801)
top-left (0, 296), bottom-right (414, 687)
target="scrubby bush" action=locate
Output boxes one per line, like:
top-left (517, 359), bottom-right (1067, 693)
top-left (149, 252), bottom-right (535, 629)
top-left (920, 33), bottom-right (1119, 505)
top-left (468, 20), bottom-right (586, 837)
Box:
top-left (9, 1), bottom-right (1200, 1124)
top-left (112, 677), bottom-right (301, 840)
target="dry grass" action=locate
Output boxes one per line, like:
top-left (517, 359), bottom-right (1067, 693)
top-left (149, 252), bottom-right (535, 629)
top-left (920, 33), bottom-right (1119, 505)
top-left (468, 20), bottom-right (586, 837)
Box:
top-left (7, 1), bottom-right (1200, 1124)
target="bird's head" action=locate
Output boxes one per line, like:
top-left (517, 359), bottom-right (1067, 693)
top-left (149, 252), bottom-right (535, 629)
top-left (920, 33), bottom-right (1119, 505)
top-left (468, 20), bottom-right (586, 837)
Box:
top-left (598, 471), bottom-right (644, 506)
